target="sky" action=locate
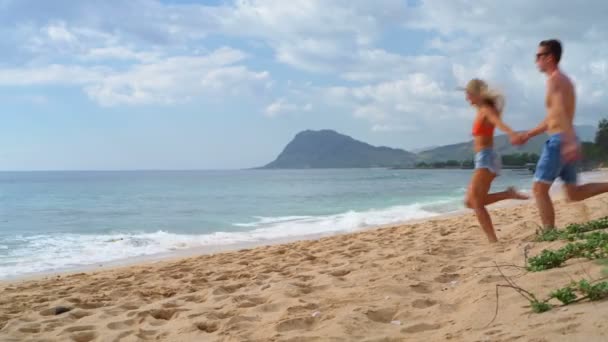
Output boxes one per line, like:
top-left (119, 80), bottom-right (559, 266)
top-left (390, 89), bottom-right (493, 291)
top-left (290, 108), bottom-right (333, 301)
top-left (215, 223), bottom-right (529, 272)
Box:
top-left (0, 0), bottom-right (607, 170)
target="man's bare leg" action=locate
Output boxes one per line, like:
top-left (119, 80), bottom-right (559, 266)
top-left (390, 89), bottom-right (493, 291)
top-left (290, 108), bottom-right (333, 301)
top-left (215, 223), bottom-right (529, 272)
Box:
top-left (564, 183), bottom-right (608, 202)
top-left (533, 181), bottom-right (555, 230)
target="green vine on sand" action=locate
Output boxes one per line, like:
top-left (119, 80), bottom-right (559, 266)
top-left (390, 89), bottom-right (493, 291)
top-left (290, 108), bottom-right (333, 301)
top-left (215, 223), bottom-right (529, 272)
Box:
top-left (536, 216), bottom-right (608, 242)
top-left (528, 218), bottom-right (608, 272)
top-left (486, 218), bottom-right (608, 326)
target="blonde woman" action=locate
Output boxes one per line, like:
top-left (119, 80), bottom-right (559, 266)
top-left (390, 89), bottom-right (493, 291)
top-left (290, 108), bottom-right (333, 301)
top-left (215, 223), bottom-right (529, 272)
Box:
top-left (462, 79), bottom-right (529, 243)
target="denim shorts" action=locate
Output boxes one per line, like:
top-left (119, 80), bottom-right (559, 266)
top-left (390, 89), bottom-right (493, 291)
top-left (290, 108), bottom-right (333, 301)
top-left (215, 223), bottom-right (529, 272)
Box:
top-left (534, 134), bottom-right (578, 185)
top-left (475, 148), bottom-right (501, 175)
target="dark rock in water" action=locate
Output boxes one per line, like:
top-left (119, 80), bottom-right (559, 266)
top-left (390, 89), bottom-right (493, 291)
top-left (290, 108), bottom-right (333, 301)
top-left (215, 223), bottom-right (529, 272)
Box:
top-left (54, 306), bottom-right (72, 315)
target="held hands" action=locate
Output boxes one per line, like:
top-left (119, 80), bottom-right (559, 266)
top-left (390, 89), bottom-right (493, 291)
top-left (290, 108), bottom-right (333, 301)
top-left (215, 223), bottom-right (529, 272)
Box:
top-left (510, 132), bottom-right (529, 146)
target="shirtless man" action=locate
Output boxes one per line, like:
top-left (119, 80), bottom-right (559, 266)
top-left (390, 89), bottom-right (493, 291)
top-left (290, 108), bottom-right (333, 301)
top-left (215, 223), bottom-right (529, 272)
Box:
top-left (514, 39), bottom-right (608, 230)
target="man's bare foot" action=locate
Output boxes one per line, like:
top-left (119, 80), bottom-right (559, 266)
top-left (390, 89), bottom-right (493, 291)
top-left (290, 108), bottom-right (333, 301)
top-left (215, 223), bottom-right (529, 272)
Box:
top-left (507, 186), bottom-right (530, 200)
top-left (537, 225), bottom-right (556, 233)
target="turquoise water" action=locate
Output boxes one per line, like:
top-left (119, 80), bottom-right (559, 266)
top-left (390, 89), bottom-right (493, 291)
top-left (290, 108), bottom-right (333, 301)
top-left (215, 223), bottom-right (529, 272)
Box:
top-left (0, 169), bottom-right (534, 279)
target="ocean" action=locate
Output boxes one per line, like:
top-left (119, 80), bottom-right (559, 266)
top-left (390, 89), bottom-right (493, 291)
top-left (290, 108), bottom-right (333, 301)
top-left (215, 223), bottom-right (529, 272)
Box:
top-left (0, 169), bottom-right (535, 279)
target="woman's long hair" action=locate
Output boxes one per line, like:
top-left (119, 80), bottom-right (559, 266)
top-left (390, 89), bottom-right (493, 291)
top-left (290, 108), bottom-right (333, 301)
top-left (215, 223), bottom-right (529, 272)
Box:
top-left (465, 79), bottom-right (505, 116)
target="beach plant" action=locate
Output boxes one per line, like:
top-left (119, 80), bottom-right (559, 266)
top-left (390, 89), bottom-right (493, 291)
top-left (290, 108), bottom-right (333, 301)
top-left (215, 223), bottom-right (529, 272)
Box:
top-left (530, 300), bottom-right (552, 313)
top-left (535, 216), bottom-right (608, 242)
top-left (577, 279), bottom-right (608, 301)
top-left (528, 230), bottom-right (608, 272)
top-left (489, 217), bottom-right (608, 324)
top-left (527, 249), bottom-right (568, 271)
top-left (549, 286), bottom-right (577, 305)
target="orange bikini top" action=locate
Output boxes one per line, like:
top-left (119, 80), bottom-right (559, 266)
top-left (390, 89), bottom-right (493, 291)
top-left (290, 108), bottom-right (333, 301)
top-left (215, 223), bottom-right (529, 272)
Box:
top-left (472, 118), bottom-right (495, 137)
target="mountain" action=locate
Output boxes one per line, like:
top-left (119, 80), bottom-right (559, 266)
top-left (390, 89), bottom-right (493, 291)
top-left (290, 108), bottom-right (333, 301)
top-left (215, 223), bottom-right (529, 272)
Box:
top-left (417, 125), bottom-right (597, 162)
top-left (410, 145), bottom-right (439, 153)
top-left (260, 125), bottom-right (597, 169)
top-left (262, 130), bottom-right (417, 169)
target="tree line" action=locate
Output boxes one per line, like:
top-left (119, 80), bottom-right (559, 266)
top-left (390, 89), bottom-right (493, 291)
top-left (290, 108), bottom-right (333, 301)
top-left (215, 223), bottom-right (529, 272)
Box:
top-left (416, 119), bottom-right (607, 170)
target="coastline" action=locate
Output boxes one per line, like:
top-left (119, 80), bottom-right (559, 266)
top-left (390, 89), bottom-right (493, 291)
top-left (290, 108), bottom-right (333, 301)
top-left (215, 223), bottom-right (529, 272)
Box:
top-left (1, 172), bottom-right (608, 340)
top-left (3, 169), bottom-right (604, 284)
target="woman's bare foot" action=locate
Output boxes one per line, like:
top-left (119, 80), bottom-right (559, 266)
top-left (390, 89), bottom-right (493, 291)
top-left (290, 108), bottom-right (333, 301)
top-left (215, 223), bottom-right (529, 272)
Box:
top-left (507, 186), bottom-right (530, 200)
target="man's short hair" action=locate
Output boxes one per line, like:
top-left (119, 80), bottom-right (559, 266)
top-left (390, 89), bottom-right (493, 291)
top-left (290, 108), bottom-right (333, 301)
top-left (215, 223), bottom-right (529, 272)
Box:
top-left (539, 39), bottom-right (562, 63)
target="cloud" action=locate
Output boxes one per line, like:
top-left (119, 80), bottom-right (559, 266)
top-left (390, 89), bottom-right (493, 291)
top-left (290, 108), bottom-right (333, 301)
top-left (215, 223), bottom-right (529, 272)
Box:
top-left (1, 0), bottom-right (607, 130)
top-left (85, 48), bottom-right (271, 106)
top-left (44, 21), bottom-right (76, 43)
top-left (327, 73), bottom-right (461, 124)
top-left (404, 0), bottom-right (608, 125)
top-left (0, 47), bottom-right (271, 106)
top-left (215, 0), bottom-right (408, 72)
top-left (264, 98), bottom-right (312, 117)
top-left (371, 124), bottom-right (416, 132)
top-left (0, 64), bottom-right (106, 86)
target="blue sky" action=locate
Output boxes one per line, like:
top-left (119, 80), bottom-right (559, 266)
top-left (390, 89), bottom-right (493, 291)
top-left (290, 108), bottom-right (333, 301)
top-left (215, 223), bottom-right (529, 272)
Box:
top-left (1, 0), bottom-right (607, 170)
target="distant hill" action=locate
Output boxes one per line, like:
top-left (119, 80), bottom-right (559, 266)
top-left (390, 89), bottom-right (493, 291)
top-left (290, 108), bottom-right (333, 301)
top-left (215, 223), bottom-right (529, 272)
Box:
top-left (261, 130), bottom-right (417, 169)
top-left (260, 126), bottom-right (597, 169)
top-left (417, 125), bottom-right (597, 162)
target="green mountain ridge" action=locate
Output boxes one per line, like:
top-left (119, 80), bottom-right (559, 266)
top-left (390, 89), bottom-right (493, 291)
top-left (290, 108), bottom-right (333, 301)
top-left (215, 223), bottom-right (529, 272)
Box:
top-left (261, 126), bottom-right (597, 169)
top-left (418, 125), bottom-right (596, 162)
top-left (262, 129), bottom-right (417, 169)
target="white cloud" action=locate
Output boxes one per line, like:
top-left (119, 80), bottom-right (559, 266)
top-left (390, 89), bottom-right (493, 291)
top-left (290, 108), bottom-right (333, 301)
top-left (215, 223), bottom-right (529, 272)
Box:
top-left (264, 98), bottom-right (312, 117)
top-left (86, 48), bottom-right (271, 106)
top-left (1, 0), bottom-right (607, 131)
top-left (372, 124), bottom-right (416, 132)
top-left (216, 0), bottom-right (407, 72)
top-left (84, 46), bottom-right (160, 62)
top-left (404, 0), bottom-right (608, 125)
top-left (44, 21), bottom-right (76, 43)
top-left (0, 47), bottom-right (271, 106)
top-left (0, 64), bottom-right (106, 86)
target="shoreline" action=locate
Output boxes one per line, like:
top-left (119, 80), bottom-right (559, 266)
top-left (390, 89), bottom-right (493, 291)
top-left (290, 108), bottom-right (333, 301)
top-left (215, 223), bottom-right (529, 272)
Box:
top-left (4, 169), bottom-right (605, 284)
top-left (2, 182), bottom-right (608, 340)
top-left (0, 169), bottom-right (608, 285)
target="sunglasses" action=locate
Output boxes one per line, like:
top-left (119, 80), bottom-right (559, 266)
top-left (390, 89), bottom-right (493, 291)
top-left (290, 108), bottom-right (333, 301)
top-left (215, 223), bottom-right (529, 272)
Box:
top-left (536, 52), bottom-right (550, 60)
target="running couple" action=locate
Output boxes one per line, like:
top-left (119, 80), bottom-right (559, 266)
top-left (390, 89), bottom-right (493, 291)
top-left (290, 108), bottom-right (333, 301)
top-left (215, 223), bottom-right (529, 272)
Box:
top-left (464, 39), bottom-right (608, 243)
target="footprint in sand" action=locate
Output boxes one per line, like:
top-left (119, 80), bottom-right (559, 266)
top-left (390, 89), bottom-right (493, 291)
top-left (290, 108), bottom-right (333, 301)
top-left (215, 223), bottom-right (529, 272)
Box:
top-left (69, 310), bottom-right (93, 320)
top-left (412, 298), bottom-right (438, 309)
top-left (148, 308), bottom-right (180, 321)
top-left (478, 275), bottom-right (503, 284)
top-left (205, 310), bottom-right (236, 321)
top-left (556, 323), bottom-right (581, 334)
top-left (195, 321), bottom-right (219, 333)
top-left (401, 323), bottom-right (441, 334)
top-left (135, 328), bottom-right (158, 340)
top-left (212, 282), bottom-right (246, 295)
top-left (114, 330), bottom-right (135, 341)
top-left (329, 269), bottom-right (352, 277)
top-left (62, 325), bottom-right (97, 333)
top-left (275, 316), bottom-right (317, 332)
top-left (433, 273), bottom-right (459, 284)
top-left (233, 295), bottom-right (268, 308)
top-left (225, 315), bottom-right (260, 330)
top-left (107, 319), bottom-right (136, 331)
top-left (440, 265), bottom-right (461, 273)
top-left (257, 302), bottom-right (283, 313)
top-left (286, 303), bottom-right (319, 315)
top-left (409, 282), bottom-right (433, 294)
top-left (70, 331), bottom-right (98, 342)
top-left (365, 307), bottom-right (398, 323)
top-left (119, 303), bottom-right (142, 311)
top-left (18, 324), bottom-right (41, 334)
top-left (179, 294), bottom-right (207, 304)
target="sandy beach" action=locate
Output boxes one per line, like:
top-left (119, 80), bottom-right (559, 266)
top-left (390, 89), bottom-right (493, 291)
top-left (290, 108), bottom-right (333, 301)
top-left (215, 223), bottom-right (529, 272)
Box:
top-left (2, 186), bottom-right (608, 341)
